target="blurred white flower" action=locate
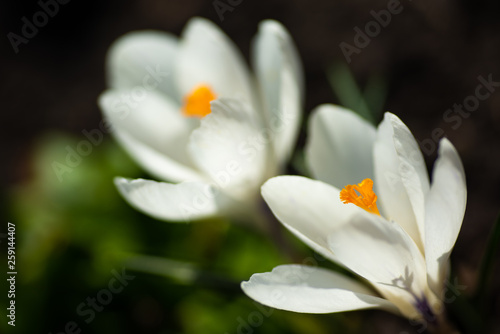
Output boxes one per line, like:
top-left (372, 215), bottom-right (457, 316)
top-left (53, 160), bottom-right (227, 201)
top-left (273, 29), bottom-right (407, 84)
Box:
top-left (98, 18), bottom-right (303, 222)
top-left (242, 106), bottom-right (467, 321)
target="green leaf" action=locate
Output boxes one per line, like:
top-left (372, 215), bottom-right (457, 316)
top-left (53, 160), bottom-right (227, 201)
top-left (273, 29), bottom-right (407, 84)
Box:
top-left (363, 73), bottom-right (387, 120)
top-left (474, 211), bottom-right (500, 308)
top-left (327, 62), bottom-right (387, 125)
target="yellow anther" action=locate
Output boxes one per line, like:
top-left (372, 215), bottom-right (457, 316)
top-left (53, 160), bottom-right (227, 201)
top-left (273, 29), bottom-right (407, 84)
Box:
top-left (340, 178), bottom-right (380, 215)
top-left (182, 84), bottom-right (217, 118)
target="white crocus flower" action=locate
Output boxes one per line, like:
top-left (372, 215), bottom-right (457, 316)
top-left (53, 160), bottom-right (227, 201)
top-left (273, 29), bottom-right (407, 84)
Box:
top-left (98, 18), bottom-right (303, 222)
top-left (242, 105), bottom-right (467, 322)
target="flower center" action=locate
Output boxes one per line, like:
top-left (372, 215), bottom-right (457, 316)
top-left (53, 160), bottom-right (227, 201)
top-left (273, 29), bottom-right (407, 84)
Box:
top-left (339, 178), bottom-right (380, 215)
top-left (414, 295), bottom-right (437, 325)
top-left (182, 84), bottom-right (217, 118)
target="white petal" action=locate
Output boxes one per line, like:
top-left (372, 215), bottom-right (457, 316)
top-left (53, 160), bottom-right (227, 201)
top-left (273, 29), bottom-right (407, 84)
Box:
top-left (242, 265), bottom-right (398, 314)
top-left (305, 104), bottom-right (377, 189)
top-left (327, 213), bottom-right (428, 319)
top-left (252, 20), bottom-right (304, 165)
top-left (176, 18), bottom-right (255, 106)
top-left (111, 130), bottom-right (203, 182)
top-left (99, 89), bottom-right (196, 166)
top-left (374, 113), bottom-right (428, 251)
top-left (106, 30), bottom-right (179, 102)
top-left (390, 113), bottom-right (430, 240)
top-left (115, 178), bottom-right (235, 222)
top-left (425, 138), bottom-right (467, 296)
top-left (261, 176), bottom-right (361, 262)
top-left (188, 99), bottom-right (268, 200)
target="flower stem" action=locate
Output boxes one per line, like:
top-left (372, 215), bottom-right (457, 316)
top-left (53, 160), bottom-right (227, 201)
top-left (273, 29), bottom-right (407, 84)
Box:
top-left (428, 319), bottom-right (460, 334)
top-left (121, 253), bottom-right (241, 293)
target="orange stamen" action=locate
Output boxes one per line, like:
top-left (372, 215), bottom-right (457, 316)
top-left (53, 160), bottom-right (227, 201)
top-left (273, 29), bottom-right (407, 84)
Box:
top-left (182, 84), bottom-right (217, 118)
top-left (339, 178), bottom-right (380, 215)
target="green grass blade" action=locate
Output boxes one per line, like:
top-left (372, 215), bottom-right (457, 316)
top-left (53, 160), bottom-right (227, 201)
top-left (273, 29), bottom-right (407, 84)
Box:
top-left (327, 62), bottom-right (375, 124)
top-left (474, 212), bottom-right (500, 307)
top-left (363, 73), bottom-right (387, 121)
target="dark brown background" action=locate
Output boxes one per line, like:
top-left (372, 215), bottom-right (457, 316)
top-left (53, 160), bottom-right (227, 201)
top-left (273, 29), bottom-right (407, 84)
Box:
top-left (2, 0), bottom-right (500, 331)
